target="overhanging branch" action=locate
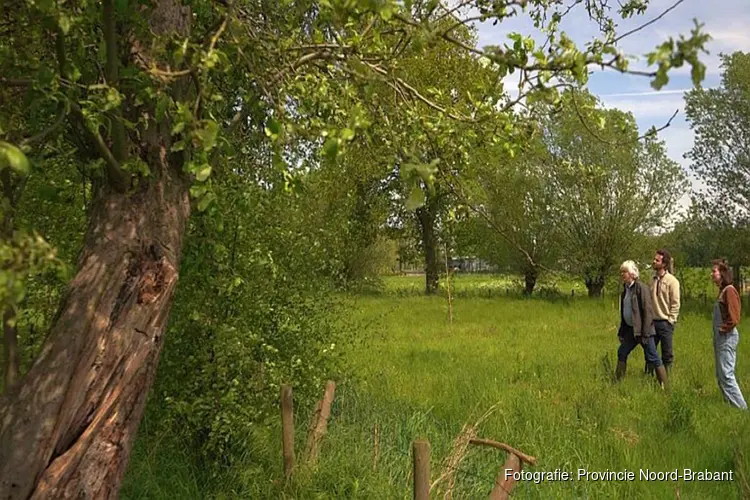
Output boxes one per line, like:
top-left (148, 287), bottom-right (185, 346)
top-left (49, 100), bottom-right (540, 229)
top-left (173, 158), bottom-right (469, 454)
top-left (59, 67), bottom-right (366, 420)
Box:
top-left (70, 103), bottom-right (129, 192)
top-left (569, 91), bottom-right (679, 145)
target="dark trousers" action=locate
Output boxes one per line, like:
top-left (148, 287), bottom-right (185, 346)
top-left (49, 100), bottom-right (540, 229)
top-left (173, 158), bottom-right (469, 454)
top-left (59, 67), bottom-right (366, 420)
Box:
top-left (645, 320), bottom-right (674, 371)
top-left (618, 325), bottom-right (662, 366)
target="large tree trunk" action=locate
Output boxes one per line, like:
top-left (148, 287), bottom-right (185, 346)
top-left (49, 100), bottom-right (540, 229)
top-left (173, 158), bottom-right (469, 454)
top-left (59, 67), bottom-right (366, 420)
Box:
top-left (2, 168), bottom-right (21, 391)
top-left (0, 167), bottom-right (190, 498)
top-left (523, 266), bottom-right (538, 296)
top-left (3, 306), bottom-right (19, 390)
top-left (417, 202), bottom-right (438, 295)
top-left (585, 273), bottom-right (605, 298)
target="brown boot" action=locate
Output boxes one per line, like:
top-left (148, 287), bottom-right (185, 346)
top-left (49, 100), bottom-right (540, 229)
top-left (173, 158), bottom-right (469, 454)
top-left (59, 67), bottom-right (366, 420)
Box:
top-left (655, 365), bottom-right (669, 392)
top-left (615, 361), bottom-right (627, 381)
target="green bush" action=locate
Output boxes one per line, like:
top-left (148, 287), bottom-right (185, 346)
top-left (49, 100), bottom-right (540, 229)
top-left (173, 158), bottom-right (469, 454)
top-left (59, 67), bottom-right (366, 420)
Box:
top-left (145, 174), bottom-right (354, 472)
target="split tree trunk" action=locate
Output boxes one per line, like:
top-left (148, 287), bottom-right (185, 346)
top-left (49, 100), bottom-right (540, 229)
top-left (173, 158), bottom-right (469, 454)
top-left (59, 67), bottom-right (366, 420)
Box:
top-left (585, 274), bottom-right (605, 298)
top-left (523, 266), bottom-right (537, 296)
top-left (0, 168), bottom-right (190, 498)
top-left (417, 202), bottom-right (438, 295)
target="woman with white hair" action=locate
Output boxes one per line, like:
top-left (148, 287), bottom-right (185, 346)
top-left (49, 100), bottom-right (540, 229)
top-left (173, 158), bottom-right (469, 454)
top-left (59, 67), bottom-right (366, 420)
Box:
top-left (615, 260), bottom-right (669, 389)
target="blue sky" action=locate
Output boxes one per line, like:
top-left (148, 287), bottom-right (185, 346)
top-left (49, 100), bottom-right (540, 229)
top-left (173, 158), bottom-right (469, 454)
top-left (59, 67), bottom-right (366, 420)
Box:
top-left (473, 0), bottom-right (750, 214)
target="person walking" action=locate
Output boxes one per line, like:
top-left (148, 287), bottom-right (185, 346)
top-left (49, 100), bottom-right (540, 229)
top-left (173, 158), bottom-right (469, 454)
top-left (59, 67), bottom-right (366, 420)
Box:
top-left (646, 248), bottom-right (681, 374)
top-left (615, 260), bottom-right (669, 389)
top-left (711, 259), bottom-right (747, 410)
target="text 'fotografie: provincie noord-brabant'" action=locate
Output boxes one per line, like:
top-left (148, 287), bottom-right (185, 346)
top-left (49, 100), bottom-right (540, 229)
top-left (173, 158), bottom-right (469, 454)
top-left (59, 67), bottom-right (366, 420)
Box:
top-left (505, 469), bottom-right (734, 483)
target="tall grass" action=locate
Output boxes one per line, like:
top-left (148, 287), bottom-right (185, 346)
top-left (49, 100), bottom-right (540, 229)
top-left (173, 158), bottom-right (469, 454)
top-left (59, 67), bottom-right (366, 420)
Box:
top-left (123, 276), bottom-right (750, 499)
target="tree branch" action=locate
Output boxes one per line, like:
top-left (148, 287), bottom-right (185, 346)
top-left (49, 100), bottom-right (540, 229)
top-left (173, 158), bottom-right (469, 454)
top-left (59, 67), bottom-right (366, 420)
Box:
top-left (441, 167), bottom-right (552, 273)
top-left (393, 13), bottom-right (485, 58)
top-left (569, 91), bottom-right (679, 145)
top-left (20, 104), bottom-right (69, 147)
top-left (103, 0), bottom-right (128, 164)
top-left (70, 103), bottom-right (129, 192)
top-left (362, 61), bottom-right (474, 121)
top-left (614, 0), bottom-right (685, 44)
top-left (0, 77), bottom-right (33, 87)
top-left (226, 50), bottom-right (329, 133)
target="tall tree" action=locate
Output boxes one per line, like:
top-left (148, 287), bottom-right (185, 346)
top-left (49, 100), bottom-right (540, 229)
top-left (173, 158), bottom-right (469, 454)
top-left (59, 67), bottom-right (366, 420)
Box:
top-left (684, 51), bottom-right (750, 284)
top-left (686, 51), bottom-right (750, 221)
top-left (0, 0), bottom-right (709, 496)
top-left (543, 90), bottom-right (689, 296)
top-left (461, 136), bottom-right (559, 295)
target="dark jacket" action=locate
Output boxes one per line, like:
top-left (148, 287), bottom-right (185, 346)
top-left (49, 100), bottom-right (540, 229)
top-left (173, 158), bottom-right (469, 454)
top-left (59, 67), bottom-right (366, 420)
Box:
top-left (619, 279), bottom-right (655, 338)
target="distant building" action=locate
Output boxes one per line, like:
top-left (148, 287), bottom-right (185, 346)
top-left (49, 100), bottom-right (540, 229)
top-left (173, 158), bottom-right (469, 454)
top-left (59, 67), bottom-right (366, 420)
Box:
top-left (448, 256), bottom-right (495, 273)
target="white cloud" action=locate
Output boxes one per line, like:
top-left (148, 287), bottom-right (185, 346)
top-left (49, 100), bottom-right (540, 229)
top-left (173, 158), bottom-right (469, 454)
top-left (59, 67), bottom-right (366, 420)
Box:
top-left (599, 89), bottom-right (691, 98)
top-left (600, 94), bottom-right (685, 120)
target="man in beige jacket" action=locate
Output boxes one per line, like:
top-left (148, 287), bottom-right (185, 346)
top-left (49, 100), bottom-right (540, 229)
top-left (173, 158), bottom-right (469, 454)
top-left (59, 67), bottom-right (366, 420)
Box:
top-left (645, 248), bottom-right (681, 374)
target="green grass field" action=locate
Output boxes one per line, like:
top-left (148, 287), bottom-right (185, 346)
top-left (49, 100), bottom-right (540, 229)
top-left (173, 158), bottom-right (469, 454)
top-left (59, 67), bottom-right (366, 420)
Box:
top-left (123, 275), bottom-right (750, 499)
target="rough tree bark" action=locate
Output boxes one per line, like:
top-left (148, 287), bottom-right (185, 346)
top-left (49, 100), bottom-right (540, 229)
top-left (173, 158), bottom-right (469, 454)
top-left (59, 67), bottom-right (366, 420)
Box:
top-left (417, 201), bottom-right (439, 295)
top-left (0, 166), bottom-right (191, 498)
top-left (2, 168), bottom-right (20, 390)
top-left (0, 0), bottom-right (193, 494)
top-left (3, 306), bottom-right (19, 390)
top-left (523, 265), bottom-right (538, 296)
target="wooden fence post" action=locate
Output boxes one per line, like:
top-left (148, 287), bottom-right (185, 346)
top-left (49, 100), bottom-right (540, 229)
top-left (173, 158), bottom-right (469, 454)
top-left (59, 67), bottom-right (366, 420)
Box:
top-left (305, 380), bottom-right (336, 465)
top-left (281, 384), bottom-right (295, 480)
top-left (413, 439), bottom-right (430, 500)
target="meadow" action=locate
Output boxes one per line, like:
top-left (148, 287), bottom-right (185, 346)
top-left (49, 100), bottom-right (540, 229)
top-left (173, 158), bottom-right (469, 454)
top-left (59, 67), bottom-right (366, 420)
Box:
top-left (123, 273), bottom-right (750, 499)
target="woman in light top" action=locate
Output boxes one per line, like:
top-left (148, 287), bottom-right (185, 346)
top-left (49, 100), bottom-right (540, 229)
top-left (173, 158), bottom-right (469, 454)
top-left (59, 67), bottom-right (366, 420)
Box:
top-left (710, 259), bottom-right (747, 410)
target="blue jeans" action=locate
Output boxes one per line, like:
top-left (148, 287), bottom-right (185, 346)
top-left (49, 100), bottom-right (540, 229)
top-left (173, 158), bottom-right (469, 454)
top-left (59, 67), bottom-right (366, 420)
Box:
top-left (618, 325), bottom-right (662, 366)
top-left (713, 329), bottom-right (748, 410)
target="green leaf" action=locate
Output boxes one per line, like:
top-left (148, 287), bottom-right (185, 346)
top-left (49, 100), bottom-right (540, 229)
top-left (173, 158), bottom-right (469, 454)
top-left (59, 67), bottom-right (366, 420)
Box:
top-left (0, 141), bottom-right (30, 175)
top-left (405, 186), bottom-right (425, 210)
top-left (194, 120), bottom-right (219, 151)
top-left (105, 87), bottom-right (122, 109)
top-left (340, 128), bottom-right (355, 141)
top-left (197, 191), bottom-right (217, 212)
top-left (265, 117), bottom-right (281, 139)
top-left (650, 67), bottom-right (669, 90)
top-left (57, 14), bottom-right (71, 35)
top-left (379, 5), bottom-right (393, 20)
top-left (322, 138), bottom-right (339, 160)
top-left (190, 183), bottom-right (208, 198)
top-left (691, 61), bottom-right (706, 86)
top-left (195, 164), bottom-right (212, 182)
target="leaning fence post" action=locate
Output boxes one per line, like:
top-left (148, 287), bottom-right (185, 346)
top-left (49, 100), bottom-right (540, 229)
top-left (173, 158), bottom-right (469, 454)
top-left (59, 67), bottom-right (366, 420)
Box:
top-left (305, 380), bottom-right (336, 465)
top-left (489, 452), bottom-right (521, 500)
top-left (413, 439), bottom-right (430, 500)
top-left (466, 438), bottom-right (537, 500)
top-left (281, 384), bottom-right (295, 480)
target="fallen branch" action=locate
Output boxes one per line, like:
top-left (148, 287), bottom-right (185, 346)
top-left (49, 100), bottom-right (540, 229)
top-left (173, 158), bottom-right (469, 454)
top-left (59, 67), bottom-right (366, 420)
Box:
top-left (431, 402), bottom-right (501, 497)
top-left (468, 438), bottom-right (537, 466)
